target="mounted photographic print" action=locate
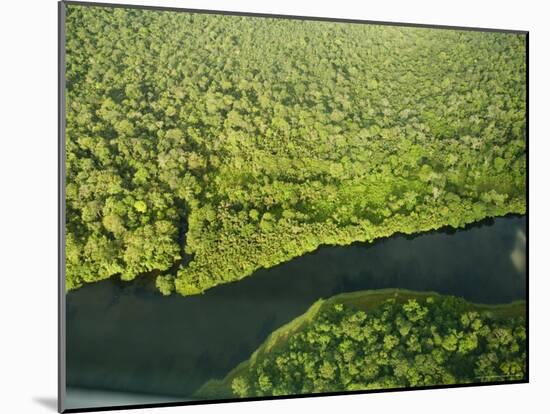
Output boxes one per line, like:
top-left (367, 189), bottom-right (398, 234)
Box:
top-left (58, 1), bottom-right (528, 412)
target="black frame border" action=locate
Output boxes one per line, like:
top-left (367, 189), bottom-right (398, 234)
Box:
top-left (58, 1), bottom-right (67, 413)
top-left (60, 0), bottom-right (528, 34)
top-left (58, 1), bottom-right (530, 413)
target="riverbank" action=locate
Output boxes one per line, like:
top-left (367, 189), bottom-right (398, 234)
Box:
top-left (66, 216), bottom-right (526, 399)
top-left (196, 288), bottom-right (526, 399)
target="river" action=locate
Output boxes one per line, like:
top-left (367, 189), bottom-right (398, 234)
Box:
top-left (65, 215), bottom-right (526, 409)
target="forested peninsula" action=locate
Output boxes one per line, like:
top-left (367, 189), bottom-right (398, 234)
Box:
top-left (196, 290), bottom-right (526, 398)
top-left (65, 6), bottom-right (526, 294)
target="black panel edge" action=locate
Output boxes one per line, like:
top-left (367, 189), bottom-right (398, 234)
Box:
top-left (58, 1), bottom-right (67, 413)
top-left (62, 380), bottom-right (529, 413)
top-left (61, 0), bottom-right (528, 35)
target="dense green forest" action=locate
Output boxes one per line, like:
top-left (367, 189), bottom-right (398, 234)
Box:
top-left (65, 5), bottom-right (526, 294)
top-left (196, 290), bottom-right (526, 398)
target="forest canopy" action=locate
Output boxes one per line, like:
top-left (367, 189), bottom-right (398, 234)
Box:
top-left (65, 6), bottom-right (527, 294)
top-left (196, 291), bottom-right (526, 398)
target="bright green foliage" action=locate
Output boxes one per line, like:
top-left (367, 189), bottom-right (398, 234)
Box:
top-left (133, 200), bottom-right (147, 213)
top-left (65, 5), bottom-right (526, 293)
top-left (155, 274), bottom-right (175, 296)
top-left (227, 296), bottom-right (526, 397)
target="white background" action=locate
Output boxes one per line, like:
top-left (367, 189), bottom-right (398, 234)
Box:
top-left (0, 0), bottom-right (547, 413)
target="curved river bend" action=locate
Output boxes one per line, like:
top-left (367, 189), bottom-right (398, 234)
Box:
top-left (66, 215), bottom-right (526, 408)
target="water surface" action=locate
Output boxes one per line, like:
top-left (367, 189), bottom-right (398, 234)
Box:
top-left (66, 215), bottom-right (526, 408)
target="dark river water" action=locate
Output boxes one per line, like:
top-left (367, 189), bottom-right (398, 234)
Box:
top-left (65, 215), bottom-right (526, 408)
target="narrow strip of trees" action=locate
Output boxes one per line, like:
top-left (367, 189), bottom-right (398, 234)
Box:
top-left (229, 296), bottom-right (526, 397)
